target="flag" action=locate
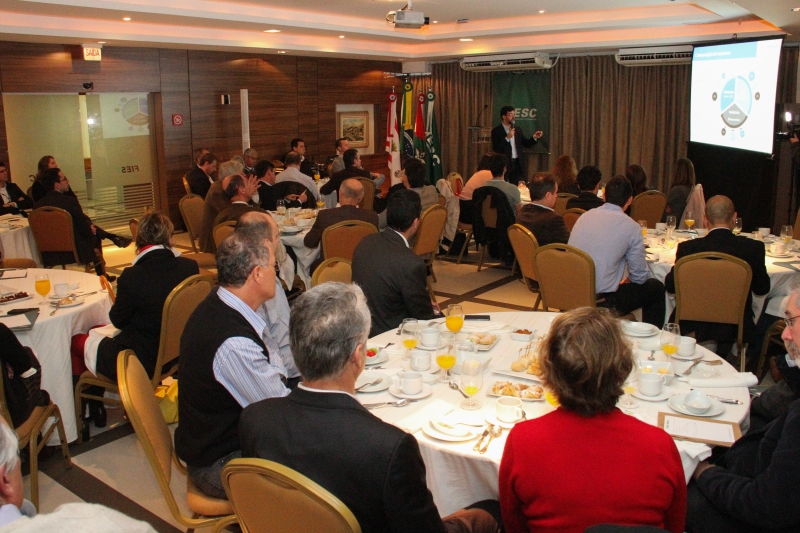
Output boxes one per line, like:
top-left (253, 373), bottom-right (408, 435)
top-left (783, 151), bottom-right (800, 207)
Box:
top-left (386, 91), bottom-right (402, 185)
top-left (425, 88), bottom-right (443, 184)
top-left (413, 91), bottom-right (427, 165)
top-left (401, 80), bottom-right (415, 159)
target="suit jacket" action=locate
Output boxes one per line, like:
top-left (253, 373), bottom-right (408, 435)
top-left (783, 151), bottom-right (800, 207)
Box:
top-left (491, 122), bottom-right (538, 174)
top-left (0, 182), bottom-right (33, 214)
top-left (352, 229), bottom-right (434, 337)
top-left (198, 181), bottom-right (231, 253)
top-left (257, 181), bottom-right (278, 211)
top-left (566, 191), bottom-right (604, 211)
top-left (303, 204), bottom-right (378, 250)
top-left (34, 190), bottom-right (96, 264)
top-left (472, 186), bottom-right (516, 263)
top-left (186, 166), bottom-right (212, 198)
top-left (213, 202), bottom-right (260, 228)
top-left (95, 249), bottom-right (199, 380)
top-left (320, 167), bottom-right (372, 196)
top-left (664, 228), bottom-right (770, 343)
top-left (239, 388), bottom-right (447, 533)
top-left (516, 203), bottom-right (570, 246)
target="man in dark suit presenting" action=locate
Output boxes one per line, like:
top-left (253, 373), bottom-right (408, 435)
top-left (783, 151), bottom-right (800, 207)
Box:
top-left (516, 172), bottom-right (570, 246)
top-left (352, 189), bottom-right (436, 336)
top-left (664, 195), bottom-right (770, 347)
top-left (491, 105), bottom-right (542, 184)
top-left (239, 282), bottom-right (501, 533)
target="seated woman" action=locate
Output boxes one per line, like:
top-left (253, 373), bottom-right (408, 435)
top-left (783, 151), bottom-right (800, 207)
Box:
top-left (661, 158), bottom-right (695, 223)
top-left (0, 323), bottom-right (50, 428)
top-left (499, 307), bottom-right (686, 533)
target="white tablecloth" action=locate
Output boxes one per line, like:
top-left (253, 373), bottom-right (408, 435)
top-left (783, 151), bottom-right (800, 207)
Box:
top-left (0, 269), bottom-right (112, 442)
top-left (0, 215), bottom-right (41, 267)
top-left (365, 311), bottom-right (750, 516)
top-left (280, 229), bottom-right (320, 290)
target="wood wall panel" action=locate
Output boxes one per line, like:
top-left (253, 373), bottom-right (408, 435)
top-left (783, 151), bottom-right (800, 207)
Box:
top-left (297, 57), bottom-right (319, 159)
top-left (159, 49), bottom-right (192, 227)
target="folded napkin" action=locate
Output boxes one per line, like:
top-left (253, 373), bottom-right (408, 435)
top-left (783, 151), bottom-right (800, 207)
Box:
top-left (685, 372), bottom-right (758, 388)
top-left (674, 439), bottom-right (713, 460)
top-left (460, 321), bottom-right (510, 333)
top-left (395, 399), bottom-right (453, 434)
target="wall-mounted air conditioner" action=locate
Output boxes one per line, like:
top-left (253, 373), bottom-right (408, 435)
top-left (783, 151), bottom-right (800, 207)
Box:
top-left (460, 52), bottom-right (552, 72)
top-left (615, 45), bottom-right (693, 67)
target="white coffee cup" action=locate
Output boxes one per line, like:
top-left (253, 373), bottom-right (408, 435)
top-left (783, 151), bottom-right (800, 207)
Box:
top-left (410, 350), bottom-right (431, 371)
top-left (496, 397), bottom-right (524, 423)
top-left (759, 227), bottom-right (770, 238)
top-left (770, 241), bottom-right (786, 255)
top-left (678, 337), bottom-right (696, 356)
top-left (397, 372), bottom-right (423, 395)
top-left (54, 283), bottom-right (70, 297)
top-left (696, 228), bottom-right (708, 237)
top-left (638, 373), bottom-right (665, 397)
top-left (655, 223), bottom-right (667, 232)
top-left (419, 327), bottom-right (439, 347)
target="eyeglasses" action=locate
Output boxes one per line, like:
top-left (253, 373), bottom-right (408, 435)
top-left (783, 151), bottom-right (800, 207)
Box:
top-left (786, 314), bottom-right (800, 327)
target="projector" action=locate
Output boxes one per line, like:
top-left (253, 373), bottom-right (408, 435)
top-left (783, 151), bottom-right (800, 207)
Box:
top-left (391, 10), bottom-right (428, 29)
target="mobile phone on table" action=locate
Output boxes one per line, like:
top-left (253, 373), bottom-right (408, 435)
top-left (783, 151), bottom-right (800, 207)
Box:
top-left (465, 314), bottom-right (490, 321)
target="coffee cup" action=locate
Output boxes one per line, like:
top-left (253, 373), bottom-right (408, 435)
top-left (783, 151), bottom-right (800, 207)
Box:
top-left (638, 373), bottom-right (665, 397)
top-left (410, 350), bottom-right (431, 371)
top-left (655, 222), bottom-right (666, 233)
top-left (770, 241), bottom-right (786, 255)
top-left (759, 227), bottom-right (770, 238)
top-left (397, 372), bottom-right (423, 395)
top-left (419, 327), bottom-right (439, 348)
top-left (696, 228), bottom-right (708, 237)
top-left (496, 397), bottom-right (524, 423)
top-left (678, 337), bottom-right (696, 356)
top-left (54, 283), bottom-right (70, 297)
top-left (685, 390), bottom-right (712, 414)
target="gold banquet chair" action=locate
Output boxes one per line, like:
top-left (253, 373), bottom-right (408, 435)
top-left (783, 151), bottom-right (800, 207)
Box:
top-left (28, 206), bottom-right (101, 272)
top-left (321, 220), bottom-right (378, 263)
top-left (0, 258), bottom-right (36, 268)
top-left (553, 193), bottom-right (577, 216)
top-left (507, 224), bottom-right (542, 310)
top-left (213, 221), bottom-right (237, 248)
top-left (413, 205), bottom-right (447, 282)
top-left (178, 194), bottom-right (218, 269)
top-left (630, 190), bottom-right (667, 228)
top-left (75, 274), bottom-right (214, 443)
top-left (533, 243), bottom-right (601, 311)
top-left (562, 208), bottom-right (585, 232)
top-left (118, 351), bottom-right (235, 532)
top-left (221, 458), bottom-right (361, 533)
top-left (311, 258), bottom-right (352, 287)
top-left (357, 178), bottom-right (375, 212)
top-left (673, 252), bottom-right (752, 372)
top-left (182, 175), bottom-right (192, 195)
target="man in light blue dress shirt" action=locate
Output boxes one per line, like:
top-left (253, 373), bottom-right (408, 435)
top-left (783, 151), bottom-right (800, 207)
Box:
top-left (569, 175), bottom-right (665, 327)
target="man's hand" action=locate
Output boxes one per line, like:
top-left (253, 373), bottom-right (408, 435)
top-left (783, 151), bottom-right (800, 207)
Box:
top-left (506, 127), bottom-right (515, 140)
top-left (285, 194), bottom-right (299, 202)
top-left (619, 277), bottom-right (631, 285)
top-left (90, 223), bottom-right (97, 235)
top-left (533, 130), bottom-right (544, 140)
top-left (298, 191), bottom-right (308, 204)
top-left (692, 461), bottom-right (715, 482)
top-left (431, 300), bottom-right (441, 313)
top-left (243, 175), bottom-right (259, 197)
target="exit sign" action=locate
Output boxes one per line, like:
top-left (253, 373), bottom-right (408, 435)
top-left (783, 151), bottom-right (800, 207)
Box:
top-left (82, 44), bottom-right (102, 61)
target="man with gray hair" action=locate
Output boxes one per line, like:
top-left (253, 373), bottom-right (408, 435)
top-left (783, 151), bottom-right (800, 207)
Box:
top-left (239, 283), bottom-right (501, 533)
top-left (242, 147), bottom-right (258, 176)
top-left (212, 173), bottom-right (261, 227)
top-left (275, 151), bottom-right (318, 201)
top-left (686, 274), bottom-right (800, 533)
top-left (176, 232), bottom-right (290, 499)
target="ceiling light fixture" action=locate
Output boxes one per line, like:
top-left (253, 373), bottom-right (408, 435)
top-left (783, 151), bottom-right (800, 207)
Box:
top-left (123, 17), bottom-right (131, 21)
top-left (432, 20), bottom-right (438, 24)
top-left (459, 38), bottom-right (473, 42)
top-left (793, 7), bottom-right (800, 11)
top-left (263, 29), bottom-right (281, 33)
top-left (539, 10), bottom-right (545, 14)
top-left (277, 50), bottom-right (286, 54)
top-left (339, 35), bottom-right (345, 38)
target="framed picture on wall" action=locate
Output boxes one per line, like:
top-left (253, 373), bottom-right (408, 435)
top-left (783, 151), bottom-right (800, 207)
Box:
top-left (337, 111), bottom-right (370, 149)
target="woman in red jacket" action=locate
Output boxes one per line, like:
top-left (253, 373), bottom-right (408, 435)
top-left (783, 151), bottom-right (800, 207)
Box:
top-left (499, 307), bottom-right (686, 533)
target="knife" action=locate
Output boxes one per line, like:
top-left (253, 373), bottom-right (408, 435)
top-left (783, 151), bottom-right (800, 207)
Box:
top-left (472, 427), bottom-right (491, 452)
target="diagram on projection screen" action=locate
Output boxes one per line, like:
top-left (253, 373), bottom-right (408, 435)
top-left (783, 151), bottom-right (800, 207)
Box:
top-left (689, 38), bottom-right (782, 154)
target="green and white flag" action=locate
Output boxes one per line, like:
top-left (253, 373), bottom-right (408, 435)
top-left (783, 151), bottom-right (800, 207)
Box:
top-left (425, 88), bottom-right (443, 184)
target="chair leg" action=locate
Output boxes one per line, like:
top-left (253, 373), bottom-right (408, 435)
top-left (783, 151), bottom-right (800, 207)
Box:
top-left (54, 407), bottom-right (73, 468)
top-left (511, 258), bottom-right (517, 276)
top-left (533, 293), bottom-right (542, 311)
top-left (429, 260), bottom-right (437, 283)
top-left (477, 245), bottom-right (487, 272)
top-left (456, 231), bottom-right (471, 265)
top-left (738, 342), bottom-right (748, 373)
top-left (29, 433), bottom-right (39, 511)
top-left (74, 385), bottom-right (85, 445)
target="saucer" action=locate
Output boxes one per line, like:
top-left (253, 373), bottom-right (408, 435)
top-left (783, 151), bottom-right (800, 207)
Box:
top-left (632, 387), bottom-right (672, 402)
top-left (430, 416), bottom-right (481, 438)
top-left (485, 413), bottom-right (524, 430)
top-left (421, 422), bottom-right (480, 442)
top-left (49, 297), bottom-right (84, 308)
top-left (670, 350), bottom-right (702, 361)
top-left (364, 351), bottom-right (389, 366)
top-left (622, 321), bottom-right (659, 337)
top-left (355, 371), bottom-right (390, 393)
top-left (766, 251), bottom-right (793, 258)
top-left (415, 338), bottom-right (448, 351)
top-left (668, 394), bottom-right (725, 417)
top-left (388, 383), bottom-right (432, 400)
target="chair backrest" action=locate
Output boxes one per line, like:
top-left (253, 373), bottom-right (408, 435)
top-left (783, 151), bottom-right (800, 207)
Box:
top-left (533, 243), bottom-right (597, 311)
top-left (447, 172), bottom-right (463, 196)
top-left (271, 159), bottom-right (285, 171)
top-left (507, 224), bottom-right (539, 282)
top-left (221, 458), bottom-right (361, 533)
top-left (0, 258), bottom-right (36, 269)
top-left (437, 194), bottom-right (446, 207)
top-left (311, 259), bottom-right (352, 287)
top-left (212, 221), bottom-right (237, 248)
top-left (129, 218), bottom-right (139, 241)
top-left (321, 220), bottom-right (378, 262)
top-left (28, 207), bottom-right (79, 261)
top-left (630, 191), bottom-right (667, 228)
top-left (554, 193), bottom-right (577, 216)
top-left (674, 252), bottom-right (752, 345)
top-left (562, 208), bottom-right (585, 232)
top-left (179, 194), bottom-right (205, 253)
top-left (181, 175), bottom-right (192, 196)
top-left (99, 275), bottom-right (116, 304)
top-left (412, 205), bottom-right (447, 257)
top-left (357, 178), bottom-right (375, 211)
top-left (481, 196), bottom-right (498, 229)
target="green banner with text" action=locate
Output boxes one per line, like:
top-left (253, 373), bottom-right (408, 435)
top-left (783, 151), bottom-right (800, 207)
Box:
top-left (492, 72), bottom-right (550, 154)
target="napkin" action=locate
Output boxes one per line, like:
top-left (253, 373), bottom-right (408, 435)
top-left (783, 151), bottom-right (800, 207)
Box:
top-left (674, 439), bottom-right (713, 460)
top-left (685, 372), bottom-right (758, 388)
top-left (395, 399), bottom-right (453, 434)
top-left (460, 321), bottom-right (510, 333)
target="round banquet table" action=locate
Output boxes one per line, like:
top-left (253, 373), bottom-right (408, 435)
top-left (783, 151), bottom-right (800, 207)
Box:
top-left (0, 215), bottom-right (41, 266)
top-left (0, 268), bottom-right (112, 442)
top-left (274, 211), bottom-right (321, 290)
top-left (364, 311), bottom-right (751, 517)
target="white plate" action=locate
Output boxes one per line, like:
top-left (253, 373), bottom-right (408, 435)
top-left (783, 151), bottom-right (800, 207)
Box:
top-left (492, 369), bottom-right (542, 382)
top-left (485, 413), bottom-right (525, 430)
top-left (632, 387), bottom-right (672, 402)
top-left (49, 297), bottom-right (85, 308)
top-left (669, 350), bottom-right (703, 361)
top-left (668, 394), bottom-right (725, 417)
top-left (683, 363), bottom-right (721, 379)
top-left (487, 391), bottom-right (544, 402)
top-left (622, 321), bottom-right (659, 337)
top-left (421, 421), bottom-right (481, 442)
top-left (389, 383), bottom-right (432, 400)
top-left (0, 295), bottom-right (32, 305)
top-left (468, 335), bottom-right (500, 351)
top-left (766, 251), bottom-right (793, 258)
top-left (429, 417), bottom-right (477, 437)
top-left (280, 227), bottom-right (303, 235)
top-left (364, 351), bottom-right (389, 366)
top-left (355, 371), bottom-right (390, 393)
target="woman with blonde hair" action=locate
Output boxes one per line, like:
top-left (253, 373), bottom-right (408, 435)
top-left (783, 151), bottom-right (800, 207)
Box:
top-left (499, 307), bottom-right (686, 533)
top-left (551, 154), bottom-right (580, 195)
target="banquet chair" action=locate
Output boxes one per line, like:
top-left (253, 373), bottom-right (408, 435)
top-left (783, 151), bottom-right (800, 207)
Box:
top-left (437, 194), bottom-right (446, 208)
top-left (562, 208), bottom-right (585, 232)
top-left (413, 205), bottom-right (447, 285)
top-left (321, 220), bottom-right (378, 262)
top-left (28, 206), bottom-right (100, 272)
top-left (117, 350), bottom-right (235, 532)
top-left (311, 258), bottom-right (352, 287)
top-left (272, 159), bottom-right (285, 172)
top-left (357, 178), bottom-right (375, 211)
top-left (756, 319), bottom-right (785, 380)
top-left (0, 360), bottom-right (71, 510)
top-left (534, 243), bottom-right (600, 311)
top-left (221, 458), bottom-right (361, 533)
top-left (629, 191), bottom-right (667, 228)
top-left (455, 221), bottom-right (474, 265)
top-left (673, 252), bottom-right (752, 372)
top-left (446, 172), bottom-right (463, 197)
top-left (476, 196), bottom-right (498, 272)
top-left (181, 175), bottom-right (192, 195)
top-left (212, 221), bottom-right (237, 248)
top-left (178, 194), bottom-right (217, 270)
top-left (554, 193), bottom-right (577, 216)
top-left (0, 258), bottom-right (36, 268)
top-left (99, 274), bottom-right (116, 303)
top-left (507, 224), bottom-right (542, 310)
top-left (794, 210), bottom-right (800, 240)
top-left (129, 218), bottom-right (139, 241)
top-left (75, 274), bottom-right (214, 443)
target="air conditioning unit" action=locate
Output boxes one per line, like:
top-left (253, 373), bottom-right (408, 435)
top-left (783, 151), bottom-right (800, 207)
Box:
top-left (615, 45), bottom-right (693, 67)
top-left (460, 53), bottom-right (553, 72)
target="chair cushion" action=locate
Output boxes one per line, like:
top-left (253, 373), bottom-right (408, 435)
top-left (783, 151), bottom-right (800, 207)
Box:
top-left (186, 477), bottom-right (234, 517)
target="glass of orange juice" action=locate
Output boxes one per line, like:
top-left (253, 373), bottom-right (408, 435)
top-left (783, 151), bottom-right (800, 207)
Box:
top-left (460, 354), bottom-right (483, 410)
top-left (436, 332), bottom-right (456, 383)
top-left (619, 383), bottom-right (639, 409)
top-left (34, 273), bottom-right (50, 305)
top-left (638, 220), bottom-right (647, 237)
top-left (445, 304), bottom-right (464, 334)
top-left (661, 323), bottom-right (680, 358)
top-left (400, 318), bottom-right (418, 361)
top-left (684, 210), bottom-right (695, 231)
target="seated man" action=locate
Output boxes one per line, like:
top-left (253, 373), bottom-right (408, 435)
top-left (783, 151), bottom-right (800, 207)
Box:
top-left (404, 158), bottom-right (439, 213)
top-left (516, 172), bottom-right (570, 246)
top-left (480, 154), bottom-right (520, 216)
top-left (566, 165), bottom-right (604, 211)
top-left (283, 138), bottom-right (315, 178)
top-left (685, 275), bottom-right (800, 533)
top-left (239, 282), bottom-right (500, 533)
top-left (213, 174), bottom-right (261, 227)
top-left (352, 189), bottom-right (436, 336)
top-left (186, 152), bottom-right (217, 198)
top-left (275, 151), bottom-right (318, 202)
top-left (329, 137), bottom-right (349, 175)
top-left (198, 160), bottom-right (245, 252)
top-left (664, 195), bottom-right (770, 349)
top-left (569, 175), bottom-right (665, 327)
top-left (255, 160), bottom-right (278, 211)
top-left (0, 162), bottom-right (32, 215)
top-left (320, 148), bottom-right (384, 198)
top-left (175, 232), bottom-right (290, 499)
top-left (242, 147), bottom-right (258, 176)
top-left (304, 178), bottom-right (378, 272)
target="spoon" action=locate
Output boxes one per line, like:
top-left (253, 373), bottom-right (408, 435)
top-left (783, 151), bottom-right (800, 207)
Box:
top-left (648, 350), bottom-right (655, 361)
top-left (479, 425), bottom-right (503, 454)
top-left (355, 377), bottom-right (384, 391)
top-left (363, 399), bottom-right (410, 409)
top-left (449, 381), bottom-right (469, 398)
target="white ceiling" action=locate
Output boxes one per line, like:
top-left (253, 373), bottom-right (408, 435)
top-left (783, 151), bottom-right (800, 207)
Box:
top-left (0, 0), bottom-right (794, 60)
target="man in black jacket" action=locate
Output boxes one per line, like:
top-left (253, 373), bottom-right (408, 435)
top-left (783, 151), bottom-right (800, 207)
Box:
top-left (516, 172), bottom-right (570, 246)
top-left (0, 162), bottom-right (32, 215)
top-left (566, 165), bottom-right (604, 211)
top-left (491, 105), bottom-right (542, 183)
top-left (186, 152), bottom-right (217, 198)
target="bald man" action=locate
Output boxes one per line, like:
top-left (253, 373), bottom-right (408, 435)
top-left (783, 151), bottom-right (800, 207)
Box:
top-left (664, 195), bottom-right (770, 347)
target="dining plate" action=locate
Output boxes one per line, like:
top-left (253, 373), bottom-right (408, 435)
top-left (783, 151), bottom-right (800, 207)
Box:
top-left (668, 394), bottom-right (725, 417)
top-left (279, 226), bottom-right (303, 235)
top-left (421, 421), bottom-right (481, 442)
top-left (0, 295), bottom-right (32, 305)
top-left (430, 416), bottom-right (475, 437)
top-left (622, 321), bottom-right (659, 337)
top-left (388, 383), bottom-right (432, 400)
top-left (355, 371), bottom-right (390, 393)
top-left (669, 350), bottom-right (703, 362)
top-left (487, 391), bottom-right (544, 402)
top-left (49, 297), bottom-right (84, 308)
top-left (415, 338), bottom-right (449, 351)
top-left (766, 251), bottom-right (793, 259)
top-left (631, 387), bottom-right (672, 402)
top-left (491, 369), bottom-right (542, 382)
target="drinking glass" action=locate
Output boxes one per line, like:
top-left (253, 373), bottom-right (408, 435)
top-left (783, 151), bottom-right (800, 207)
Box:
top-left (661, 323), bottom-right (680, 357)
top-left (436, 332), bottom-right (456, 383)
top-left (781, 225), bottom-right (793, 244)
top-left (34, 273), bottom-right (50, 305)
top-left (684, 210), bottom-right (695, 231)
top-left (276, 199), bottom-right (286, 215)
top-left (400, 318), bottom-right (419, 361)
top-left (666, 215), bottom-right (676, 232)
top-left (733, 217), bottom-right (743, 235)
top-left (460, 353), bottom-right (483, 410)
top-left (638, 220), bottom-right (648, 237)
top-left (445, 304), bottom-right (464, 334)
top-left (619, 383), bottom-right (639, 409)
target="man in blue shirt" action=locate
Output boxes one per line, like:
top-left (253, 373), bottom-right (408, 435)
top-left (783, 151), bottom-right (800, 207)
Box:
top-left (569, 175), bottom-right (665, 327)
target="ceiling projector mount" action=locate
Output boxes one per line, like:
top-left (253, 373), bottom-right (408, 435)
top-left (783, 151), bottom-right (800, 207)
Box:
top-left (387, 0), bottom-right (429, 29)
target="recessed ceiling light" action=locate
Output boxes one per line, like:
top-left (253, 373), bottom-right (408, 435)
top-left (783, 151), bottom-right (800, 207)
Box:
top-left (97, 41), bottom-right (106, 44)
top-left (432, 20), bottom-right (438, 24)
top-left (339, 35), bottom-right (345, 38)
top-left (263, 29), bottom-right (281, 33)
top-left (123, 17), bottom-right (131, 21)
top-left (793, 7), bottom-right (800, 11)
top-left (459, 38), bottom-right (473, 42)
top-left (539, 9), bottom-right (545, 14)
top-left (277, 50), bottom-right (286, 54)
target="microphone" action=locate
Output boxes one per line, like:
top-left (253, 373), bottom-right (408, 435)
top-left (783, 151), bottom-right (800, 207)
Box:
top-left (474, 104), bottom-right (489, 127)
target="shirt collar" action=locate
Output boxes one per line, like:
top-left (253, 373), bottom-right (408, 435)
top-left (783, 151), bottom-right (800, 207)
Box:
top-left (131, 245), bottom-right (181, 265)
top-left (298, 383), bottom-right (357, 400)
top-left (531, 202), bottom-right (553, 211)
top-left (390, 228), bottom-right (410, 247)
top-left (0, 504), bottom-right (22, 527)
top-left (217, 286), bottom-right (267, 335)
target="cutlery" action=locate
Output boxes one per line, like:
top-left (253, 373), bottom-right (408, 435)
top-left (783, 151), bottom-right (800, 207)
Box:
top-left (449, 381), bottom-right (469, 398)
top-left (473, 425), bottom-right (492, 452)
top-left (355, 377), bottom-right (384, 392)
top-left (479, 425), bottom-right (503, 454)
top-left (382, 343), bottom-right (394, 349)
top-left (703, 394), bottom-right (743, 405)
top-left (434, 420), bottom-right (485, 429)
top-left (648, 350), bottom-right (655, 361)
top-left (363, 399), bottom-right (410, 409)
top-left (682, 359), bottom-right (722, 375)
top-left (50, 300), bottom-right (64, 316)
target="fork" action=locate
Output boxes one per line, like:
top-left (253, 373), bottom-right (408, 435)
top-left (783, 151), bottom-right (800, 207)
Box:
top-left (355, 377), bottom-right (384, 391)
